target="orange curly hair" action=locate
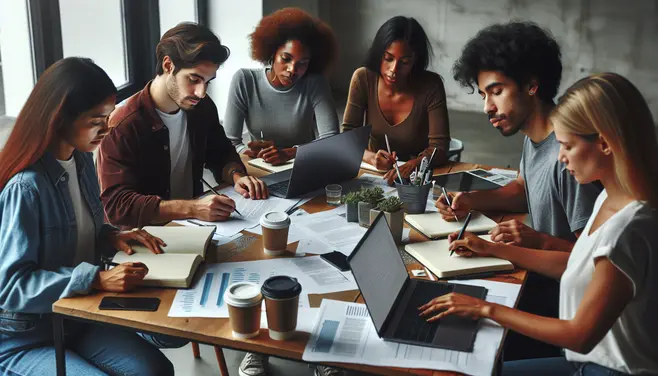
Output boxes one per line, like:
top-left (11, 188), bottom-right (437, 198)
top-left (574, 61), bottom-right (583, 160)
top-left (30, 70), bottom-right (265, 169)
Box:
top-left (249, 8), bottom-right (338, 75)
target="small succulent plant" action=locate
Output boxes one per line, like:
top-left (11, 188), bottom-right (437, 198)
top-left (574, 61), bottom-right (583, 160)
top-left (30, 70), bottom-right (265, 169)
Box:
top-left (342, 191), bottom-right (361, 204)
top-left (359, 187), bottom-right (384, 205)
top-left (376, 196), bottom-right (403, 213)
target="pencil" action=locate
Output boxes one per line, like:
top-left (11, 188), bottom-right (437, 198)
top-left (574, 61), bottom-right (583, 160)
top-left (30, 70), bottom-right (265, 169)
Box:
top-left (385, 134), bottom-right (403, 184)
top-left (441, 186), bottom-right (459, 222)
top-left (201, 178), bottom-right (243, 216)
top-left (450, 211), bottom-right (473, 256)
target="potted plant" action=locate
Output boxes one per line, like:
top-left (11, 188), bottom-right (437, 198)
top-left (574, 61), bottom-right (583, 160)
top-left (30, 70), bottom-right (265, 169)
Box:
top-left (342, 191), bottom-right (361, 223)
top-left (370, 196), bottom-right (404, 243)
top-left (358, 187), bottom-right (384, 227)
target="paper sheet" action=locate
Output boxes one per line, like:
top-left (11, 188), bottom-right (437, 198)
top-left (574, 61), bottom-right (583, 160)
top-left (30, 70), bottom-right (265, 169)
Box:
top-left (288, 256), bottom-right (358, 294)
top-left (293, 211), bottom-right (367, 256)
top-left (212, 233), bottom-right (243, 247)
top-left (302, 280), bottom-right (521, 376)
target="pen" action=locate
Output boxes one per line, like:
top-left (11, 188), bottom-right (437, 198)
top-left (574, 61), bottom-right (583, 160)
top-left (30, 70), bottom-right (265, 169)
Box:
top-left (385, 134), bottom-right (404, 184)
top-left (441, 186), bottom-right (459, 222)
top-left (450, 210), bottom-right (473, 256)
top-left (201, 178), bottom-right (243, 216)
top-left (260, 130), bottom-right (264, 140)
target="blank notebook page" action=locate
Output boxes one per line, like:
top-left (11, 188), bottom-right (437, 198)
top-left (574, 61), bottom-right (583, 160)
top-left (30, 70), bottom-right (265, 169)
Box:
top-left (405, 211), bottom-right (498, 239)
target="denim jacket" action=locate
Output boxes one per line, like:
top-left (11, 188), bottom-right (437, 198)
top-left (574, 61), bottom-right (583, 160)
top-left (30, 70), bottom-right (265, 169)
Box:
top-left (0, 151), bottom-right (115, 334)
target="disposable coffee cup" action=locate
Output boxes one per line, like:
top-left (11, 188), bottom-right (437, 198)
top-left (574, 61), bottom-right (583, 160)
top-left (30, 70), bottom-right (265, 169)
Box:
top-left (224, 282), bottom-right (263, 339)
top-left (260, 211), bottom-right (291, 256)
top-left (261, 276), bottom-right (302, 340)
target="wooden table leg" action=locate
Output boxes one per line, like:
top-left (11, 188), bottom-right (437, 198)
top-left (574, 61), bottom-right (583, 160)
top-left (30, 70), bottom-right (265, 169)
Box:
top-left (53, 314), bottom-right (66, 376)
top-left (191, 342), bottom-right (201, 359)
top-left (214, 346), bottom-right (230, 376)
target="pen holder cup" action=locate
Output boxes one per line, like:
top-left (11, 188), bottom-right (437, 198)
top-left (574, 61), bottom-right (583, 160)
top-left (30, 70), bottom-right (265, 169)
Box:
top-left (396, 182), bottom-right (432, 214)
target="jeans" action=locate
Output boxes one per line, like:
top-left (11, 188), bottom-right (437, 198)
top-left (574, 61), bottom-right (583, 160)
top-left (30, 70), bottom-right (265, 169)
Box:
top-left (503, 357), bottom-right (630, 376)
top-left (0, 322), bottom-right (187, 376)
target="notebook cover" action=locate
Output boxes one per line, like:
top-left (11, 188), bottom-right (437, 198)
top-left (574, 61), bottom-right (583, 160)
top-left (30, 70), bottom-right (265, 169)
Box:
top-left (248, 158), bottom-right (295, 173)
top-left (405, 211), bottom-right (498, 239)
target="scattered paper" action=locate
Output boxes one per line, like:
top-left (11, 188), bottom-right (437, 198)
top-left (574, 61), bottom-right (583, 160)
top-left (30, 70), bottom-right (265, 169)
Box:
top-left (212, 233), bottom-right (243, 247)
top-left (289, 256), bottom-right (357, 294)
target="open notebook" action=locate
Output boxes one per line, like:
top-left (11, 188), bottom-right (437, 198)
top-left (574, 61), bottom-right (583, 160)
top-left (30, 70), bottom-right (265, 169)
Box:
top-left (405, 235), bottom-right (514, 278)
top-left (247, 158), bottom-right (295, 173)
top-left (405, 211), bottom-right (498, 239)
top-left (360, 160), bottom-right (405, 174)
top-left (112, 226), bottom-right (215, 288)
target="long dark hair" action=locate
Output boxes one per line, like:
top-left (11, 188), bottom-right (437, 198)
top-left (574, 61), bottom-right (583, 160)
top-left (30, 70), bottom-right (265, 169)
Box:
top-left (362, 16), bottom-right (433, 77)
top-left (0, 57), bottom-right (116, 190)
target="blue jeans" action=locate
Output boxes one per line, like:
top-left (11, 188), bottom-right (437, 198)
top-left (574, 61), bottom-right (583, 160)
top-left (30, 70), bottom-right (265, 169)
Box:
top-left (0, 322), bottom-right (187, 376)
top-left (503, 357), bottom-right (630, 376)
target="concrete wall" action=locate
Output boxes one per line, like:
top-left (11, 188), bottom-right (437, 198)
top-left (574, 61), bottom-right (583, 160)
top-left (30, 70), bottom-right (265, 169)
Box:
top-left (323, 0), bottom-right (658, 121)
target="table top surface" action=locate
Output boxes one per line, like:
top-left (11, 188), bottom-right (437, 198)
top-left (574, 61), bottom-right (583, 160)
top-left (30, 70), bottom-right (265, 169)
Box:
top-left (53, 160), bottom-right (526, 376)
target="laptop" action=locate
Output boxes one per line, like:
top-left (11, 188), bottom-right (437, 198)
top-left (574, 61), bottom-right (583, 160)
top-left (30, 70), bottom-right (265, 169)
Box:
top-left (260, 125), bottom-right (371, 198)
top-left (347, 212), bottom-right (487, 352)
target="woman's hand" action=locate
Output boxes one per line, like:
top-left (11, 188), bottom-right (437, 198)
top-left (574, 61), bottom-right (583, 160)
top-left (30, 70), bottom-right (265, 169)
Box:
top-left (371, 149), bottom-right (397, 171)
top-left (418, 292), bottom-right (493, 322)
top-left (108, 229), bottom-right (166, 255)
top-left (448, 231), bottom-right (496, 257)
top-left (435, 192), bottom-right (472, 221)
top-left (94, 262), bottom-right (149, 292)
top-left (257, 146), bottom-right (295, 166)
top-left (384, 158), bottom-right (420, 185)
top-left (244, 140), bottom-right (274, 158)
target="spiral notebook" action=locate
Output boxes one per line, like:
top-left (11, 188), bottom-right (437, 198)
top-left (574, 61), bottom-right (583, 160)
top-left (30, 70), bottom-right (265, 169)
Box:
top-left (111, 226), bottom-right (215, 288)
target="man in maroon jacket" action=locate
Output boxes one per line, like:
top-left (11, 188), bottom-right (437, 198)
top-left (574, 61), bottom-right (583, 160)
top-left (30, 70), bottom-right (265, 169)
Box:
top-left (98, 22), bottom-right (268, 229)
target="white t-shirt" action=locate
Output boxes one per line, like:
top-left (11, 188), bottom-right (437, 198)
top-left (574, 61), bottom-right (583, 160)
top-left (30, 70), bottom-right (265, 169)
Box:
top-left (57, 157), bottom-right (96, 265)
top-left (560, 190), bottom-right (658, 374)
top-left (156, 108), bottom-right (193, 199)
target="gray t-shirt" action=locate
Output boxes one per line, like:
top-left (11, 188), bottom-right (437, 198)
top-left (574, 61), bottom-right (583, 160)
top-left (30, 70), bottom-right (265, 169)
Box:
top-left (520, 132), bottom-right (601, 241)
top-left (223, 68), bottom-right (339, 153)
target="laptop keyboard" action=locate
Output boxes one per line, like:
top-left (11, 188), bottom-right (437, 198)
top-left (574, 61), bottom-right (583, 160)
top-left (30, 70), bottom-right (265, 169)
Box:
top-left (268, 180), bottom-right (290, 196)
top-left (393, 282), bottom-right (454, 343)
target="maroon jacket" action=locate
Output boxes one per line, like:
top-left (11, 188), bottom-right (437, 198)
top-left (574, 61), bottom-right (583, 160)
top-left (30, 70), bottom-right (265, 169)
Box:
top-left (97, 82), bottom-right (245, 229)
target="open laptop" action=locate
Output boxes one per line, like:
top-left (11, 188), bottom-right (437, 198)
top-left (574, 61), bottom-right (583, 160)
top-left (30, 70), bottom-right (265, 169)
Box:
top-left (347, 212), bottom-right (487, 352)
top-left (260, 125), bottom-right (371, 198)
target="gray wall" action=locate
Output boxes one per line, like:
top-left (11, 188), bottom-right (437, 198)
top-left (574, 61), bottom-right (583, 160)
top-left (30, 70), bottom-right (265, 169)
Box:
top-left (319, 0), bottom-right (658, 121)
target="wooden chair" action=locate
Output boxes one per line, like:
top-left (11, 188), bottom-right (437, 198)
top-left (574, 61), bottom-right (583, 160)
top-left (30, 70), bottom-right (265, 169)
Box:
top-left (191, 343), bottom-right (229, 376)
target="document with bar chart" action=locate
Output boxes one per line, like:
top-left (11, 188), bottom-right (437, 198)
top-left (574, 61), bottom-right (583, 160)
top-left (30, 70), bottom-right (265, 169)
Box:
top-left (168, 259), bottom-right (309, 318)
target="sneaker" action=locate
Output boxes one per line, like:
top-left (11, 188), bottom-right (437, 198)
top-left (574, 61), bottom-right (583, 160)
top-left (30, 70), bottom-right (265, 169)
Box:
top-left (239, 353), bottom-right (268, 376)
top-left (314, 365), bottom-right (345, 376)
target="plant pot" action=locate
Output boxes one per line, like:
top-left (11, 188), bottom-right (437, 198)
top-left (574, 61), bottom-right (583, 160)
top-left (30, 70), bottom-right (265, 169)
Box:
top-left (345, 202), bottom-right (359, 222)
top-left (395, 182), bottom-right (433, 214)
top-left (357, 202), bottom-right (374, 227)
top-left (370, 209), bottom-right (404, 244)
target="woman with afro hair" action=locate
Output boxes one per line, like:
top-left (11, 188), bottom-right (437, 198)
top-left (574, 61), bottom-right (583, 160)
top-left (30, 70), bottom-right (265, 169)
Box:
top-left (224, 7), bottom-right (339, 167)
top-left (342, 16), bottom-right (451, 185)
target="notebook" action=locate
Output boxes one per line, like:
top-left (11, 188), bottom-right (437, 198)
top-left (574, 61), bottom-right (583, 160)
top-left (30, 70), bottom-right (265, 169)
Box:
top-left (405, 235), bottom-right (514, 278)
top-left (111, 226), bottom-right (216, 288)
top-left (360, 160), bottom-right (405, 173)
top-left (248, 158), bottom-right (295, 173)
top-left (405, 211), bottom-right (498, 239)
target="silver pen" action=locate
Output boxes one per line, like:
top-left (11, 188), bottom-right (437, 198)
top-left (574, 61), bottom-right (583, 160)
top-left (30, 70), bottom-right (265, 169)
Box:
top-left (440, 186), bottom-right (459, 222)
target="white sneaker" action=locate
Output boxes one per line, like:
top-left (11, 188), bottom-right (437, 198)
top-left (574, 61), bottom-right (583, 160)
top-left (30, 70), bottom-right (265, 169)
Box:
top-left (239, 353), bottom-right (268, 376)
top-left (314, 365), bottom-right (345, 376)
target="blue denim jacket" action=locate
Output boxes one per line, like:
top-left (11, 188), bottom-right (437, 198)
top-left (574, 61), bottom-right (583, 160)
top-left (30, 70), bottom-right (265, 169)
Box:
top-left (0, 151), bottom-right (115, 334)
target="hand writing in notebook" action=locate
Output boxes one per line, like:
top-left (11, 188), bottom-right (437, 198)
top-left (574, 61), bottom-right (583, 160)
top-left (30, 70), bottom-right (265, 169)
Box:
top-left (435, 191), bottom-right (472, 221)
top-left (108, 229), bottom-right (166, 255)
top-left (448, 231), bottom-right (495, 257)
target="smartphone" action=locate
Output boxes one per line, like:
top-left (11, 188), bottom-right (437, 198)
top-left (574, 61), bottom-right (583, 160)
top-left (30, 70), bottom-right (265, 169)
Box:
top-left (321, 251), bottom-right (350, 272)
top-left (99, 297), bottom-right (161, 312)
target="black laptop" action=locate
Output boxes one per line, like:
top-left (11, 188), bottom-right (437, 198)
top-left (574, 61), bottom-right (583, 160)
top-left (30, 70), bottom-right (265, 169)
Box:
top-left (347, 212), bottom-right (487, 352)
top-left (260, 125), bottom-right (371, 198)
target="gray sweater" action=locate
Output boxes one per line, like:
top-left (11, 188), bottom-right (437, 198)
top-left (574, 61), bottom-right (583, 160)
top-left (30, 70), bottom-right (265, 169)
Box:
top-left (223, 68), bottom-right (339, 153)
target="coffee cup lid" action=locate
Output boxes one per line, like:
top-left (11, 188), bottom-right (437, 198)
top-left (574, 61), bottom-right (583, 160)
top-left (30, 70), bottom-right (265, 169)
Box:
top-left (259, 211), bottom-right (290, 230)
top-left (261, 276), bottom-right (302, 300)
top-left (224, 282), bottom-right (262, 307)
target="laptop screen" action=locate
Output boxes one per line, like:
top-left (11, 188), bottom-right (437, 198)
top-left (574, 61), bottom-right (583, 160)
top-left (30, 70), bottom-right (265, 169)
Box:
top-left (348, 213), bottom-right (409, 334)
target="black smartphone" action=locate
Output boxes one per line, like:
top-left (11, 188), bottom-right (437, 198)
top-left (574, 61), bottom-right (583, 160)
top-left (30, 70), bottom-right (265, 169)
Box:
top-left (321, 251), bottom-right (350, 272)
top-left (99, 297), bottom-right (161, 312)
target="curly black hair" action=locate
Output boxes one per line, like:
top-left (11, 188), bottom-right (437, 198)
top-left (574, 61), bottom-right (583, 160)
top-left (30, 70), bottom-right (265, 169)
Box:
top-left (363, 16), bottom-right (433, 77)
top-left (453, 21), bottom-right (562, 103)
top-left (249, 8), bottom-right (338, 75)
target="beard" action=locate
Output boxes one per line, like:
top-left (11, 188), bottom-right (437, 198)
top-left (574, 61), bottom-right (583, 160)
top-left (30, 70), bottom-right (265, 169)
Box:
top-left (165, 74), bottom-right (199, 111)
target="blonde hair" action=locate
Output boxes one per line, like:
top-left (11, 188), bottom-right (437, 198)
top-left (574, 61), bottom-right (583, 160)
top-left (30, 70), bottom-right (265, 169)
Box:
top-left (550, 73), bottom-right (658, 208)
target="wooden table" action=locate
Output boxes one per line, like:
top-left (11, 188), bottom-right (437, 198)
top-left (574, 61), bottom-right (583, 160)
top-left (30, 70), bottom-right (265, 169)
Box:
top-left (53, 161), bottom-right (527, 376)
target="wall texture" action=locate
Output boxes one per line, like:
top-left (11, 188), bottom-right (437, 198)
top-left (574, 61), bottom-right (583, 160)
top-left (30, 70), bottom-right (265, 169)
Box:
top-left (322, 0), bottom-right (658, 121)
